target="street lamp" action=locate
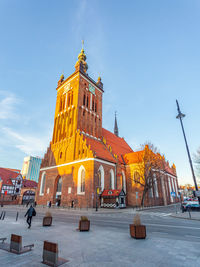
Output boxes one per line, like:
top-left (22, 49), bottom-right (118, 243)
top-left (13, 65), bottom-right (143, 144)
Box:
top-left (176, 100), bottom-right (199, 197)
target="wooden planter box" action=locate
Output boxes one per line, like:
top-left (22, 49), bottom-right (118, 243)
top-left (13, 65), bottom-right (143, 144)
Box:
top-left (129, 224), bottom-right (146, 239)
top-left (79, 220), bottom-right (90, 231)
top-left (43, 216), bottom-right (52, 227)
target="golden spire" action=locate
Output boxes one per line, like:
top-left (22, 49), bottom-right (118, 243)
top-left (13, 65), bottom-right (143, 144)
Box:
top-left (75, 40), bottom-right (88, 73)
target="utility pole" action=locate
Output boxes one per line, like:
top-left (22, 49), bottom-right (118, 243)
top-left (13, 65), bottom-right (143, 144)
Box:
top-left (176, 100), bottom-right (199, 196)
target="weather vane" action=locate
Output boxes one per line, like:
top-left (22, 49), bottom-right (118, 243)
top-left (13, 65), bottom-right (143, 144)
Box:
top-left (82, 40), bottom-right (84, 50)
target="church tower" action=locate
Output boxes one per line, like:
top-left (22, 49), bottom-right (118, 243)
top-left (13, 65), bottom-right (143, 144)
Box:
top-left (52, 46), bottom-right (103, 144)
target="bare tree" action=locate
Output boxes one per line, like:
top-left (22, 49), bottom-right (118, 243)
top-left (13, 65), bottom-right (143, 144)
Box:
top-left (131, 143), bottom-right (165, 207)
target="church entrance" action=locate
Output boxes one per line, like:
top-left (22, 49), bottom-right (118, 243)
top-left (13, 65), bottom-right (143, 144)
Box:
top-left (54, 176), bottom-right (62, 206)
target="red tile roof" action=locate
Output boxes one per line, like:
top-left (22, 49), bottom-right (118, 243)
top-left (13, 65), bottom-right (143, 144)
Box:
top-left (85, 136), bottom-right (116, 163)
top-left (0, 167), bottom-right (21, 184)
top-left (101, 189), bottom-right (121, 197)
top-left (22, 179), bottom-right (38, 188)
top-left (123, 151), bottom-right (144, 164)
top-left (102, 128), bottom-right (133, 163)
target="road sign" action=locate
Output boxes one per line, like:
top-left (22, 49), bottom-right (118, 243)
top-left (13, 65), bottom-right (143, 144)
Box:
top-left (136, 192), bottom-right (138, 199)
top-left (194, 191), bottom-right (200, 197)
top-left (171, 192), bottom-right (176, 197)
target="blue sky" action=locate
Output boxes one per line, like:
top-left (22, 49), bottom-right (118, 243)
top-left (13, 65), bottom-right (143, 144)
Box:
top-left (0, 0), bottom-right (200, 185)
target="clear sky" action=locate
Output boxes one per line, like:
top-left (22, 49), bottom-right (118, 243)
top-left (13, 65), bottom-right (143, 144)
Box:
top-left (0, 0), bottom-right (200, 185)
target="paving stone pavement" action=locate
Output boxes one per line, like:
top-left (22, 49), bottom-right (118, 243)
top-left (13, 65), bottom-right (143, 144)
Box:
top-left (0, 216), bottom-right (199, 267)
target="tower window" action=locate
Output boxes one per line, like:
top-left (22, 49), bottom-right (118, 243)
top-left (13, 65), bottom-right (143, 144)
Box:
top-left (92, 100), bottom-right (94, 111)
top-left (86, 96), bottom-right (89, 108)
top-left (83, 94), bottom-right (86, 106)
top-left (71, 93), bottom-right (73, 105)
top-left (95, 102), bottom-right (97, 112)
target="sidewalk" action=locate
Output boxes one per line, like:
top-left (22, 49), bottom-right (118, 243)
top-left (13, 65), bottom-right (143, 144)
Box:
top-left (171, 211), bottom-right (200, 221)
top-left (0, 215), bottom-right (199, 266)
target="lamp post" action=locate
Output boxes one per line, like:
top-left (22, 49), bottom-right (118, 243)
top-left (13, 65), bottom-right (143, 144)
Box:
top-left (176, 100), bottom-right (199, 197)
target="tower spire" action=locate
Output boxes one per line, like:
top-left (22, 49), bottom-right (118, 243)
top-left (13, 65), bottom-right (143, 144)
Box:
top-left (75, 41), bottom-right (88, 73)
top-left (114, 111), bottom-right (119, 137)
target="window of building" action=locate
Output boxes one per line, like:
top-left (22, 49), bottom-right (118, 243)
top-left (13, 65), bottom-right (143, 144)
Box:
top-left (83, 94), bottom-right (86, 106)
top-left (77, 166), bottom-right (85, 194)
top-left (109, 169), bottom-right (114, 189)
top-left (40, 172), bottom-right (46, 195)
top-left (153, 174), bottom-right (159, 198)
top-left (98, 165), bottom-right (104, 191)
top-left (56, 177), bottom-right (62, 193)
top-left (122, 171), bottom-right (126, 193)
top-left (86, 96), bottom-right (89, 108)
top-left (95, 102), bottom-right (97, 113)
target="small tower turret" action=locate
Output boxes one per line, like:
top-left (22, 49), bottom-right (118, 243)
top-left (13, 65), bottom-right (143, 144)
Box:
top-left (114, 111), bottom-right (119, 137)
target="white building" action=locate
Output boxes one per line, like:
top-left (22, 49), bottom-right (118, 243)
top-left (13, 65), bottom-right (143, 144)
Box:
top-left (21, 156), bottom-right (42, 183)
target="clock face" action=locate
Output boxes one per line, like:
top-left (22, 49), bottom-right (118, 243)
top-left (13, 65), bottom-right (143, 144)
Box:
top-left (89, 84), bottom-right (95, 95)
top-left (63, 83), bottom-right (71, 94)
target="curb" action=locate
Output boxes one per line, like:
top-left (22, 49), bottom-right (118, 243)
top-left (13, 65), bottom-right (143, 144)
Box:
top-left (136, 203), bottom-right (180, 212)
top-left (170, 214), bottom-right (200, 221)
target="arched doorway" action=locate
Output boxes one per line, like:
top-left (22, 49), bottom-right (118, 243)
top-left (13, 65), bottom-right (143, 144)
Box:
top-left (22, 190), bottom-right (35, 205)
top-left (55, 176), bottom-right (62, 206)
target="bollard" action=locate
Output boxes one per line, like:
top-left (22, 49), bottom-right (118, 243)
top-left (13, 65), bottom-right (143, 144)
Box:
top-left (16, 212), bottom-right (19, 221)
top-left (188, 208), bottom-right (191, 219)
top-left (2, 211), bottom-right (6, 220)
top-left (42, 241), bottom-right (68, 266)
top-left (10, 234), bottom-right (22, 253)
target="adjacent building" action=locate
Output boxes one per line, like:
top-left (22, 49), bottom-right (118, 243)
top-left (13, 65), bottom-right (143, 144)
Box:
top-left (21, 156), bottom-right (42, 182)
top-left (36, 47), bottom-right (179, 208)
top-left (0, 167), bottom-right (23, 204)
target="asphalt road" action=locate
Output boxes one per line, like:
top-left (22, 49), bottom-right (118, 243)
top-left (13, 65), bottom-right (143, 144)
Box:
top-left (1, 205), bottom-right (200, 243)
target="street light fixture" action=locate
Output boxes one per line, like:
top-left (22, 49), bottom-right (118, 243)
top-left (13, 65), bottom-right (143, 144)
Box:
top-left (176, 100), bottom-right (199, 197)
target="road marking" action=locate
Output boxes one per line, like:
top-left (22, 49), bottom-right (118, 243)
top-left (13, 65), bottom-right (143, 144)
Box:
top-left (146, 223), bottom-right (200, 230)
top-left (184, 235), bottom-right (200, 239)
top-left (152, 232), bottom-right (169, 235)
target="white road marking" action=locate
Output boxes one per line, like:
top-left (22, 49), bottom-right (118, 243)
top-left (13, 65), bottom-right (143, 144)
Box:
top-left (184, 235), bottom-right (200, 239)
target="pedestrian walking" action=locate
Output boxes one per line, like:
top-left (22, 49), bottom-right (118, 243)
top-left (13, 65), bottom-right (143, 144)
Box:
top-left (24, 205), bottom-right (36, 228)
top-left (49, 201), bottom-right (51, 208)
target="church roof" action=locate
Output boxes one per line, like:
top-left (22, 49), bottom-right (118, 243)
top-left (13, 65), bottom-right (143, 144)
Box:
top-left (22, 179), bottom-right (38, 188)
top-left (123, 151), bottom-right (144, 164)
top-left (102, 128), bottom-right (133, 163)
top-left (85, 136), bottom-right (116, 163)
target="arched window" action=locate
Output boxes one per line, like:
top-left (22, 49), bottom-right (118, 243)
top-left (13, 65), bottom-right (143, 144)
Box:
top-left (56, 177), bottom-right (62, 193)
top-left (109, 169), bottom-right (115, 189)
top-left (98, 165), bottom-right (104, 190)
top-left (122, 171), bottom-right (126, 193)
top-left (40, 172), bottom-right (46, 195)
top-left (134, 171), bottom-right (140, 183)
top-left (77, 166), bottom-right (85, 194)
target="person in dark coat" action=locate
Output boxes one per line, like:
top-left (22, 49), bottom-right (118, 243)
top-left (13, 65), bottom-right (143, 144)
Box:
top-left (24, 205), bottom-right (36, 228)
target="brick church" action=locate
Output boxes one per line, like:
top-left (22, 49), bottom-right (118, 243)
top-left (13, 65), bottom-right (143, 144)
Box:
top-left (36, 46), bottom-right (179, 208)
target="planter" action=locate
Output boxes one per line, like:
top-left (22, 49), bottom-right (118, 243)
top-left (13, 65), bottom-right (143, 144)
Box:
top-left (79, 220), bottom-right (90, 231)
top-left (43, 216), bottom-right (52, 226)
top-left (129, 224), bottom-right (146, 239)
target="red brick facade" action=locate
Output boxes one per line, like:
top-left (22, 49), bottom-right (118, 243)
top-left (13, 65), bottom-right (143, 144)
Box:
top-left (36, 48), bottom-right (179, 208)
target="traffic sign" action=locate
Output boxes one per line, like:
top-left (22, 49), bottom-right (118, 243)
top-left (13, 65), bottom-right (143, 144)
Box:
top-left (194, 191), bottom-right (200, 197)
top-left (171, 192), bottom-right (176, 197)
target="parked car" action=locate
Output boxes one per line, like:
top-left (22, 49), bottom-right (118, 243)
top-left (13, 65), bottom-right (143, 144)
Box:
top-left (181, 201), bottom-right (200, 212)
